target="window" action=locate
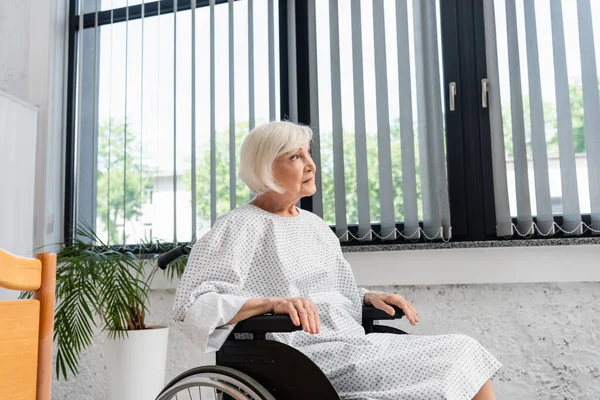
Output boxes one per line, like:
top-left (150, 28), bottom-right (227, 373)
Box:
top-left (483, 0), bottom-right (600, 236)
top-left (310, 0), bottom-right (449, 242)
top-left (69, 0), bottom-right (280, 245)
top-left (66, 0), bottom-right (600, 247)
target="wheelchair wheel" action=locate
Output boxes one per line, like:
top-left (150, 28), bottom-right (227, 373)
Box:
top-left (155, 365), bottom-right (275, 400)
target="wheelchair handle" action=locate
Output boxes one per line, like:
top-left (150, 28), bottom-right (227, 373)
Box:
top-left (157, 245), bottom-right (192, 270)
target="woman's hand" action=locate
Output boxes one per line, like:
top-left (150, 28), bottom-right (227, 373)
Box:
top-left (364, 291), bottom-right (419, 326)
top-left (271, 297), bottom-right (321, 334)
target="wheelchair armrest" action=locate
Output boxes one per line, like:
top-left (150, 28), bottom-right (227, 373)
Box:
top-left (232, 313), bottom-right (302, 335)
top-left (362, 305), bottom-right (405, 321)
top-left (230, 306), bottom-right (405, 338)
top-left (362, 305), bottom-right (404, 334)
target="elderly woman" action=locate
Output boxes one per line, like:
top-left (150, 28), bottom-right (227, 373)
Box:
top-left (172, 121), bottom-right (501, 400)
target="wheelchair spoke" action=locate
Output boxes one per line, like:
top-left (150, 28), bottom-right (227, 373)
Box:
top-left (156, 367), bottom-right (272, 400)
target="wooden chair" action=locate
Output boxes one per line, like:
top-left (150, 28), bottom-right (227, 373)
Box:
top-left (0, 250), bottom-right (56, 400)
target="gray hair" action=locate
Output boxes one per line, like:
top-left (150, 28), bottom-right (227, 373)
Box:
top-left (239, 121), bottom-right (313, 194)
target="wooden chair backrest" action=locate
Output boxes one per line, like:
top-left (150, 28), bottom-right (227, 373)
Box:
top-left (0, 249), bottom-right (56, 400)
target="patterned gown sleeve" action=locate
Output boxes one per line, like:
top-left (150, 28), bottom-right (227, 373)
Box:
top-left (171, 214), bottom-right (258, 352)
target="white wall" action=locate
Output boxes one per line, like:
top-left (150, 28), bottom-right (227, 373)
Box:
top-left (52, 252), bottom-right (600, 400)
top-left (0, 0), bottom-right (67, 254)
top-left (0, 1), bottom-right (33, 301)
top-left (0, 92), bottom-right (38, 259)
top-left (0, 1), bottom-right (31, 100)
top-left (0, 0), bottom-right (67, 299)
top-left (346, 244), bottom-right (600, 286)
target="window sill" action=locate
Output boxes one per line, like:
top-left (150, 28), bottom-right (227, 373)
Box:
top-left (341, 236), bottom-right (600, 253)
top-left (150, 237), bottom-right (600, 291)
top-left (344, 240), bottom-right (600, 286)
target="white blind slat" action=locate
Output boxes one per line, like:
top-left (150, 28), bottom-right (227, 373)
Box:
top-left (483, 0), bottom-right (512, 237)
top-left (172, 0), bottom-right (178, 241)
top-left (139, 1), bottom-right (145, 237)
top-left (93, 0), bottom-right (100, 234)
top-left (307, 0), bottom-right (323, 217)
top-left (350, 0), bottom-right (371, 240)
top-left (328, 0), bottom-right (348, 241)
top-left (74, 1), bottom-right (85, 234)
top-left (287, 0), bottom-right (297, 123)
top-left (124, 2), bottom-right (130, 243)
top-left (191, 0), bottom-right (197, 237)
top-left (248, 0), bottom-right (256, 202)
top-left (413, 0), bottom-right (449, 239)
top-left (395, 0), bottom-right (419, 238)
top-left (523, 0), bottom-right (553, 234)
top-left (248, 0), bottom-right (255, 131)
top-left (210, 0), bottom-right (217, 224)
top-left (268, 0), bottom-right (276, 121)
top-left (373, 0), bottom-right (396, 240)
top-left (505, 0), bottom-right (533, 233)
top-left (433, 2), bottom-right (451, 238)
top-left (577, 0), bottom-right (600, 231)
top-left (155, 1), bottom-right (161, 239)
top-left (550, 0), bottom-right (582, 233)
top-left (229, 0), bottom-right (236, 210)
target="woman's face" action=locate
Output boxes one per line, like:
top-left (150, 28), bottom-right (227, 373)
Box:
top-left (272, 142), bottom-right (317, 200)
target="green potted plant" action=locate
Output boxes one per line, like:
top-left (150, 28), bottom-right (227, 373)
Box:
top-left (21, 225), bottom-right (188, 400)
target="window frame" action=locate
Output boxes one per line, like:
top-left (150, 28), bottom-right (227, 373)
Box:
top-left (64, 0), bottom-right (596, 249)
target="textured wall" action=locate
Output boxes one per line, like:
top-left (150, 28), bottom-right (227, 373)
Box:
top-left (0, 0), bottom-right (31, 303)
top-left (0, 0), bottom-right (30, 100)
top-left (51, 282), bottom-right (600, 399)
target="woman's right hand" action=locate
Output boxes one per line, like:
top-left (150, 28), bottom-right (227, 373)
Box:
top-left (271, 297), bottom-right (320, 334)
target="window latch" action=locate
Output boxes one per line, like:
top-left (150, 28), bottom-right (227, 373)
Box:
top-left (449, 82), bottom-right (457, 111)
top-left (482, 78), bottom-right (489, 108)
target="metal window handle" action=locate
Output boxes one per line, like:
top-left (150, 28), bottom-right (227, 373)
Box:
top-left (449, 82), bottom-right (457, 111)
top-left (482, 78), bottom-right (489, 108)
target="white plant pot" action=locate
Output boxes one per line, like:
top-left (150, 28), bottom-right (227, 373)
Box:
top-left (104, 326), bottom-right (169, 400)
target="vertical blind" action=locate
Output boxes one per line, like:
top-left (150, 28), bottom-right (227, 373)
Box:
top-left (483, 0), bottom-right (600, 237)
top-left (306, 0), bottom-right (451, 241)
top-left (74, 0), bottom-right (280, 245)
top-left (74, 0), bottom-right (453, 246)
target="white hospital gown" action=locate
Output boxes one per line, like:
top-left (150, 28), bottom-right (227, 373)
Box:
top-left (172, 204), bottom-right (501, 400)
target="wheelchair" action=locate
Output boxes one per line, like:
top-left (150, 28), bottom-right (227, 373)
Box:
top-left (155, 245), bottom-right (407, 400)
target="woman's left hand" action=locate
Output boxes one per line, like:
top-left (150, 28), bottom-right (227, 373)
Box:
top-left (364, 291), bottom-right (419, 326)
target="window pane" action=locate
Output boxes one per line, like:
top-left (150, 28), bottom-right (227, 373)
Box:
top-left (492, 0), bottom-right (600, 217)
top-left (313, 0), bottom-right (445, 228)
top-left (78, 1), bottom-right (280, 245)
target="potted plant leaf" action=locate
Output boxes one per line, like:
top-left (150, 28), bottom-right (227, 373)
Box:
top-left (21, 225), bottom-right (188, 400)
